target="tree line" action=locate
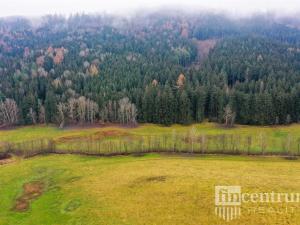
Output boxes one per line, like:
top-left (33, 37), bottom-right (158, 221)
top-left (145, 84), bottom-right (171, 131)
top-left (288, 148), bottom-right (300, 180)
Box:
top-left (2, 132), bottom-right (300, 158)
top-left (1, 13), bottom-right (300, 127)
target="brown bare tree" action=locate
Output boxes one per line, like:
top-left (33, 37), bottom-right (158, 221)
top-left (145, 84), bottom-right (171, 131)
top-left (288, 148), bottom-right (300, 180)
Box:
top-left (118, 97), bottom-right (137, 125)
top-left (57, 102), bottom-right (67, 128)
top-left (0, 98), bottom-right (19, 125)
top-left (223, 105), bottom-right (236, 127)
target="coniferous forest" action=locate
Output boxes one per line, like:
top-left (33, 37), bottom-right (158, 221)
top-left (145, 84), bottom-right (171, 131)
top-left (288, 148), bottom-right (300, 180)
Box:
top-left (1, 12), bottom-right (300, 127)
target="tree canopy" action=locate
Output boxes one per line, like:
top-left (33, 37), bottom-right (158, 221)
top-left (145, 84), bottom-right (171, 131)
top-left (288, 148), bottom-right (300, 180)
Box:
top-left (1, 12), bottom-right (300, 126)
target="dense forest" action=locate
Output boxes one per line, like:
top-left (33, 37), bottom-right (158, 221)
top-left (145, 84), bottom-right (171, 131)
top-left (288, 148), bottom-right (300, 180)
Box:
top-left (1, 12), bottom-right (300, 127)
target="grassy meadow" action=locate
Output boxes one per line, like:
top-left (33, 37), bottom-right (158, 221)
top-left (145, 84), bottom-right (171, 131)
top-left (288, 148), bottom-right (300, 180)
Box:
top-left (1, 122), bottom-right (300, 156)
top-left (0, 154), bottom-right (300, 225)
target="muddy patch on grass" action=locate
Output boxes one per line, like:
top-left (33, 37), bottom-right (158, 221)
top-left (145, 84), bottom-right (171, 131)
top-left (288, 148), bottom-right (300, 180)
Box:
top-left (132, 153), bottom-right (146, 157)
top-left (0, 152), bottom-right (10, 160)
top-left (13, 181), bottom-right (45, 212)
top-left (0, 158), bottom-right (15, 165)
top-left (56, 129), bottom-right (131, 144)
top-left (130, 176), bottom-right (169, 188)
top-left (0, 154), bottom-right (14, 165)
top-left (93, 130), bottom-right (130, 138)
top-left (61, 199), bottom-right (81, 213)
top-left (145, 176), bottom-right (167, 182)
top-left (48, 185), bottom-right (62, 192)
top-left (283, 156), bottom-right (298, 160)
top-left (66, 176), bottom-right (82, 183)
top-left (55, 135), bottom-right (87, 143)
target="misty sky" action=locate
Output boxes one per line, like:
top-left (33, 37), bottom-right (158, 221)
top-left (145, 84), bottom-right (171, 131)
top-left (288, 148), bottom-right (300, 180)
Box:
top-left (0, 0), bottom-right (299, 17)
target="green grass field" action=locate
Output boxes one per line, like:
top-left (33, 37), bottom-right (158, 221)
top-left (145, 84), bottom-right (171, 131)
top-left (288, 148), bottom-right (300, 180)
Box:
top-left (1, 122), bottom-right (299, 143)
top-left (1, 122), bottom-right (300, 155)
top-left (1, 123), bottom-right (300, 224)
top-left (0, 154), bottom-right (300, 225)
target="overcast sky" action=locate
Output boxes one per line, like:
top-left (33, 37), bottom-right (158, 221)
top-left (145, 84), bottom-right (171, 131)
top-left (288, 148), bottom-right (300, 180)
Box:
top-left (0, 0), bottom-right (299, 17)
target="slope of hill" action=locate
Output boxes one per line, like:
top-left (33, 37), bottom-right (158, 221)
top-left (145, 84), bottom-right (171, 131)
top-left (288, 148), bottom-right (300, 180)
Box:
top-left (1, 12), bottom-right (300, 127)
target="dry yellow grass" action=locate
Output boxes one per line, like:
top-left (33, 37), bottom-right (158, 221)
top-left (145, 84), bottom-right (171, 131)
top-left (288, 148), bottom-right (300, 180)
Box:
top-left (0, 154), bottom-right (300, 225)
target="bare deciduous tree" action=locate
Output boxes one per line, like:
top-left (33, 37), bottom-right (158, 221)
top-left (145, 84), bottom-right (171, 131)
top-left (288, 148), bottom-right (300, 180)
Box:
top-left (68, 98), bottom-right (77, 123)
top-left (118, 97), bottom-right (137, 125)
top-left (38, 102), bottom-right (46, 124)
top-left (201, 134), bottom-right (206, 154)
top-left (260, 132), bottom-right (267, 155)
top-left (77, 96), bottom-right (87, 124)
top-left (57, 102), bottom-right (67, 128)
top-left (29, 108), bottom-right (37, 124)
top-left (189, 126), bottom-right (197, 153)
top-left (65, 96), bottom-right (99, 124)
top-left (0, 98), bottom-right (19, 125)
top-left (86, 98), bottom-right (98, 123)
top-left (223, 104), bottom-right (236, 128)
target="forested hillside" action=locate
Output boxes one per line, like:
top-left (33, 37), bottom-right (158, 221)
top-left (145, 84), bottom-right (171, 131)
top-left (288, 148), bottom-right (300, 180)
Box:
top-left (1, 12), bottom-right (300, 127)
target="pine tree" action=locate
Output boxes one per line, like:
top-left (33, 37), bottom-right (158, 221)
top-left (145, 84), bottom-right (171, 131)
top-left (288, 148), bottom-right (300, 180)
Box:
top-left (142, 85), bottom-right (158, 123)
top-left (194, 86), bottom-right (206, 122)
top-left (178, 90), bottom-right (192, 124)
top-left (45, 91), bottom-right (57, 123)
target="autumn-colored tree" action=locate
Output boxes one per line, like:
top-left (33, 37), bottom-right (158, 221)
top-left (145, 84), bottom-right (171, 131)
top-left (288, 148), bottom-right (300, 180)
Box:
top-left (88, 64), bottom-right (99, 76)
top-left (52, 78), bottom-right (62, 89)
top-left (53, 48), bottom-right (65, 65)
top-left (152, 79), bottom-right (158, 86)
top-left (176, 73), bottom-right (186, 88)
